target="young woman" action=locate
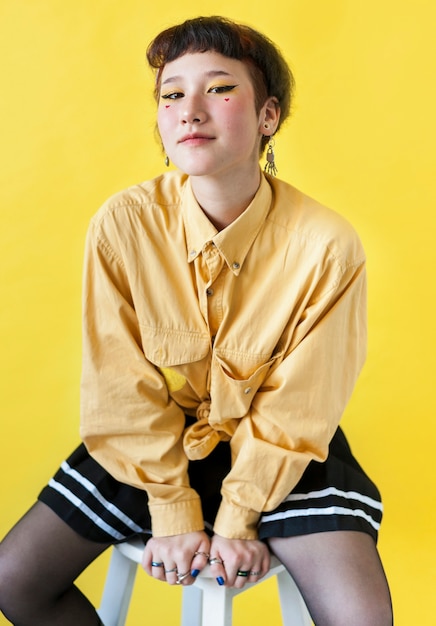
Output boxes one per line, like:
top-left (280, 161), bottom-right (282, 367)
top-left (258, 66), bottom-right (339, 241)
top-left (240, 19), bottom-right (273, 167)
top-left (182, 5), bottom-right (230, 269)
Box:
top-left (0, 16), bottom-right (393, 626)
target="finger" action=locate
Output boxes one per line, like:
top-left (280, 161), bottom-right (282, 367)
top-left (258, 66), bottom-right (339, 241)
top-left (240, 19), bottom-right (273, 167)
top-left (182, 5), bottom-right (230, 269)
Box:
top-left (233, 567), bottom-right (251, 589)
top-left (175, 569), bottom-right (192, 586)
top-left (246, 555), bottom-right (268, 582)
top-left (142, 541), bottom-right (168, 580)
top-left (191, 535), bottom-right (211, 571)
top-left (190, 550), bottom-right (210, 579)
top-left (261, 550), bottom-right (271, 577)
top-left (150, 560), bottom-right (167, 582)
top-left (165, 556), bottom-right (195, 586)
top-left (163, 562), bottom-right (179, 585)
top-left (141, 544), bottom-right (154, 576)
top-left (208, 555), bottom-right (226, 586)
top-left (247, 565), bottom-right (263, 582)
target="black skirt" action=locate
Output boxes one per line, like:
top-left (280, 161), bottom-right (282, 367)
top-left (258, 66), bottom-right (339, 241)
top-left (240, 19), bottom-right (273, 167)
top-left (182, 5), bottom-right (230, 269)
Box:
top-left (38, 427), bottom-right (383, 544)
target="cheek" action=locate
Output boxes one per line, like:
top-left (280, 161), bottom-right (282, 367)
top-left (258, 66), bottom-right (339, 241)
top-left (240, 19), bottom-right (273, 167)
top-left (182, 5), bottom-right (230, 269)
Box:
top-left (213, 101), bottom-right (234, 130)
top-left (219, 99), bottom-right (254, 125)
top-left (157, 107), bottom-right (173, 138)
top-left (219, 97), bottom-right (239, 113)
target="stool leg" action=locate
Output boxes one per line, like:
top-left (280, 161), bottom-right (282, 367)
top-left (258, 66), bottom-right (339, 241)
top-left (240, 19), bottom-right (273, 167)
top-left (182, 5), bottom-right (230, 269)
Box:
top-left (98, 547), bottom-right (138, 626)
top-left (181, 584), bottom-right (203, 626)
top-left (276, 569), bottom-right (312, 626)
top-left (192, 578), bottom-right (234, 626)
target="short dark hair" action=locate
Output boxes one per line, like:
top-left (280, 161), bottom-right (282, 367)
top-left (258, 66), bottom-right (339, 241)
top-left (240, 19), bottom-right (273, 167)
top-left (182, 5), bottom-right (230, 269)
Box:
top-left (146, 16), bottom-right (295, 152)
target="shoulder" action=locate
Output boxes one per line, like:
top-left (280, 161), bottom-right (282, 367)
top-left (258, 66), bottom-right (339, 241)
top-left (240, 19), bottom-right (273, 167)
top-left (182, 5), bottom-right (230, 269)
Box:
top-left (266, 175), bottom-right (366, 267)
top-left (91, 170), bottom-right (188, 229)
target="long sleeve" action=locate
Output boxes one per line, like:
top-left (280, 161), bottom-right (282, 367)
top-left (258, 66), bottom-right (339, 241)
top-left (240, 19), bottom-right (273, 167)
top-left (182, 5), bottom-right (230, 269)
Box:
top-left (213, 253), bottom-right (367, 539)
top-left (79, 218), bottom-right (204, 537)
top-left (78, 171), bottom-right (369, 541)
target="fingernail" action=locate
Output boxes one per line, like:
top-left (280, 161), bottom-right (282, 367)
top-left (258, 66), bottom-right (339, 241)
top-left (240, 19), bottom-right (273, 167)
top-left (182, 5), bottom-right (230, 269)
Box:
top-left (216, 576), bottom-right (225, 586)
top-left (191, 569), bottom-right (200, 577)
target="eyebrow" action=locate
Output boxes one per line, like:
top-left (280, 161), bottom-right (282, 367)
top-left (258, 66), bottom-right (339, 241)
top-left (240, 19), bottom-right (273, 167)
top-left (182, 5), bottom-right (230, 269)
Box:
top-left (161, 70), bottom-right (234, 86)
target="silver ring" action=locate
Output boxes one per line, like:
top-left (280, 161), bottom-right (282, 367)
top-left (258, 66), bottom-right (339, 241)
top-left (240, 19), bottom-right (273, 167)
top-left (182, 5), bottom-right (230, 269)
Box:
top-left (209, 557), bottom-right (224, 565)
top-left (176, 571), bottom-right (191, 584)
top-left (164, 567), bottom-right (178, 574)
top-left (250, 570), bottom-right (261, 576)
top-left (194, 551), bottom-right (210, 558)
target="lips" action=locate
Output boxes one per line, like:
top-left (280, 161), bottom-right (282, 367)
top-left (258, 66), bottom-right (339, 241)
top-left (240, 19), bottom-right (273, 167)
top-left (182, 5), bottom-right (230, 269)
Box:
top-left (178, 133), bottom-right (214, 144)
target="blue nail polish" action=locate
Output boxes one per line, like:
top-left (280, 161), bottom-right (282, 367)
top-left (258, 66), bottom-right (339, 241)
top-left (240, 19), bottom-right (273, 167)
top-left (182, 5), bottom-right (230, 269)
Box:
top-left (191, 569), bottom-right (200, 577)
top-left (216, 576), bottom-right (225, 586)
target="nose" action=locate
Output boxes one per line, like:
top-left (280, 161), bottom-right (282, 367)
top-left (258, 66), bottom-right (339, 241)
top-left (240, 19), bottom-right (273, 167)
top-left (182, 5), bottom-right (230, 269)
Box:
top-left (181, 95), bottom-right (206, 124)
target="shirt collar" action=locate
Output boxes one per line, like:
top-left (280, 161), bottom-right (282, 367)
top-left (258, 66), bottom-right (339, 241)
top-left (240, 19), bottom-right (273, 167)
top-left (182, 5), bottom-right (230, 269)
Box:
top-left (182, 172), bottom-right (273, 275)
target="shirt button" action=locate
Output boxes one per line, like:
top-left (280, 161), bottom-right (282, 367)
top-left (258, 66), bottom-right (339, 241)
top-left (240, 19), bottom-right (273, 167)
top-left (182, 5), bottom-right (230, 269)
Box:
top-left (206, 288), bottom-right (214, 296)
top-left (244, 387), bottom-right (252, 394)
top-left (190, 250), bottom-right (197, 257)
top-left (232, 262), bottom-right (240, 270)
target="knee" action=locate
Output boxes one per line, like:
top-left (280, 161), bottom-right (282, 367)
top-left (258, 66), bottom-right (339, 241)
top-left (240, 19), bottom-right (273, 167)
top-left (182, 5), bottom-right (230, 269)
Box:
top-left (366, 597), bottom-right (394, 626)
top-left (302, 575), bottom-right (393, 626)
top-left (348, 578), bottom-right (394, 626)
top-left (327, 595), bottom-right (393, 626)
top-left (353, 607), bottom-right (393, 626)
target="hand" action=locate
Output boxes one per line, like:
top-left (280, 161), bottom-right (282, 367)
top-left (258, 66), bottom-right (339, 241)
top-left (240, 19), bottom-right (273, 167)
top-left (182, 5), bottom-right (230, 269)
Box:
top-left (208, 534), bottom-right (270, 588)
top-left (142, 531), bottom-right (210, 586)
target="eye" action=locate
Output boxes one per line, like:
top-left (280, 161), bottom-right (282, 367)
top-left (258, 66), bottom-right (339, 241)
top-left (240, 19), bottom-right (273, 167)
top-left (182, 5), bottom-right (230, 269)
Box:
top-left (208, 85), bottom-right (237, 94)
top-left (161, 91), bottom-right (184, 100)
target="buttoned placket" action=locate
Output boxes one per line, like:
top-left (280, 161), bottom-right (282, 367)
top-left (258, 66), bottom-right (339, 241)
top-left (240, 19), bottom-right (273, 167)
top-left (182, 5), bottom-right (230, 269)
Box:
top-left (198, 242), bottom-right (226, 345)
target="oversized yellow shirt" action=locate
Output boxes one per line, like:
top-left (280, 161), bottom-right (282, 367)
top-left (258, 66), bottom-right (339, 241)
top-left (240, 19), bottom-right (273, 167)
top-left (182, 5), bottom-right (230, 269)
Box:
top-left (80, 170), bottom-right (367, 540)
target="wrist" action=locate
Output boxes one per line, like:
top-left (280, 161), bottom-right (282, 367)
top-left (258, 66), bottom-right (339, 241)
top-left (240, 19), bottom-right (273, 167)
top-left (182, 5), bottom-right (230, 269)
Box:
top-left (213, 500), bottom-right (260, 540)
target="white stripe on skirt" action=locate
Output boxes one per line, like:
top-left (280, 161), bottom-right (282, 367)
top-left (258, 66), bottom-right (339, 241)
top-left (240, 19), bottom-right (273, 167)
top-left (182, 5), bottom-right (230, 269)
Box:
top-left (283, 486), bottom-right (383, 511)
top-left (60, 461), bottom-right (144, 534)
top-left (260, 504), bottom-right (381, 531)
top-left (48, 479), bottom-right (126, 540)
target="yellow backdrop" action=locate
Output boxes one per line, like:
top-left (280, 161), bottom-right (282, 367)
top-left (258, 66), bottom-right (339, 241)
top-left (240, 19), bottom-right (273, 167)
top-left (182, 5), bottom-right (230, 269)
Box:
top-left (1, 1), bottom-right (435, 624)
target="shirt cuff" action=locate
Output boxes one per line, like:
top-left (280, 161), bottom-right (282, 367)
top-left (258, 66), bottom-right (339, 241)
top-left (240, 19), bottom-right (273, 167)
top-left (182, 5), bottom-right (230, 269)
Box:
top-left (213, 500), bottom-right (261, 540)
top-left (149, 496), bottom-right (204, 537)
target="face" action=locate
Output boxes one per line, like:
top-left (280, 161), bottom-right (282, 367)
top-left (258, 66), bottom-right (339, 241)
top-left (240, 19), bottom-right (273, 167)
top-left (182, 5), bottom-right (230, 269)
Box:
top-left (157, 51), bottom-right (272, 179)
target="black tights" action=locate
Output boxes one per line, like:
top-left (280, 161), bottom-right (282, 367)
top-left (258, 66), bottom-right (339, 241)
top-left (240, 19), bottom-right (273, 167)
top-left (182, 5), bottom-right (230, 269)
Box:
top-left (0, 502), bottom-right (108, 625)
top-left (0, 501), bottom-right (393, 626)
top-left (269, 532), bottom-right (393, 626)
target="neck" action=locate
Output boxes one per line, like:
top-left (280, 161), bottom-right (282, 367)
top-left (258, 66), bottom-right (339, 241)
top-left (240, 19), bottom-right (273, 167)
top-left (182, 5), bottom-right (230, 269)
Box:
top-left (190, 166), bottom-right (261, 231)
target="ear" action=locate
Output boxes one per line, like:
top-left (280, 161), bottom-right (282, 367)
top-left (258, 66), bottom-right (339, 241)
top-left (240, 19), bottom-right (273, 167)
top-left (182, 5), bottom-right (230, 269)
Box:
top-left (259, 96), bottom-right (281, 136)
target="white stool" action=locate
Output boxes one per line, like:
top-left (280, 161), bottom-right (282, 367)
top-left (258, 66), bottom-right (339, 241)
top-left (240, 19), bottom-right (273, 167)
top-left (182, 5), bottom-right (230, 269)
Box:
top-left (98, 536), bottom-right (312, 626)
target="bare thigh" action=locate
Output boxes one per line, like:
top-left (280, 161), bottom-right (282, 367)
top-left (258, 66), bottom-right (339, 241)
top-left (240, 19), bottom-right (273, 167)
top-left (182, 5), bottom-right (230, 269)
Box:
top-left (268, 531), bottom-right (393, 626)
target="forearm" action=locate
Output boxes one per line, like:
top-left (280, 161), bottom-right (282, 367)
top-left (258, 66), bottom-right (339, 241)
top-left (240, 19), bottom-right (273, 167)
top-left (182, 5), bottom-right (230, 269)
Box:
top-left (214, 263), bottom-right (367, 539)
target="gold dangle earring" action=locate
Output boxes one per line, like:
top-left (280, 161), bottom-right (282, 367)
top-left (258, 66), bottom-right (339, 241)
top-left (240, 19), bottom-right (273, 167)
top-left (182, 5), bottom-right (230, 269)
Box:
top-left (164, 155), bottom-right (170, 167)
top-left (264, 135), bottom-right (278, 176)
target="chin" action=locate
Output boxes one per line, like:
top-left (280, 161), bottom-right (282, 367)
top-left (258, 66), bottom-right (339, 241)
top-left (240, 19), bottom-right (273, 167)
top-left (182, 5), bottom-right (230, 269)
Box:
top-left (173, 161), bottom-right (217, 178)
top-left (170, 152), bottom-right (225, 178)
top-left (183, 168), bottom-right (215, 177)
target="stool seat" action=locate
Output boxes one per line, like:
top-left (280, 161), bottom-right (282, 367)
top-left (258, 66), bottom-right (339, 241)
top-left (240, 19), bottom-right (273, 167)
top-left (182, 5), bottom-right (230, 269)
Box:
top-left (98, 536), bottom-right (312, 626)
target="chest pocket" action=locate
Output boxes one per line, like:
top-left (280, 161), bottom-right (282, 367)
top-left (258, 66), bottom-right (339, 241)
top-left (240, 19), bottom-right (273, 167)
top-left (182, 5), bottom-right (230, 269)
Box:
top-left (139, 325), bottom-right (210, 367)
top-left (209, 348), bottom-right (284, 423)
